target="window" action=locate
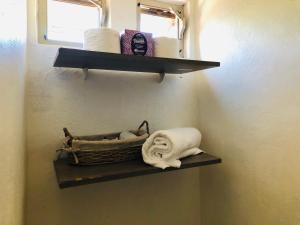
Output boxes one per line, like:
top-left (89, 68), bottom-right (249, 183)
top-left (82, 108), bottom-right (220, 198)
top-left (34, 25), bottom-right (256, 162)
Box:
top-left (38, 0), bottom-right (103, 45)
top-left (139, 5), bottom-right (178, 38)
top-left (138, 1), bottom-right (184, 39)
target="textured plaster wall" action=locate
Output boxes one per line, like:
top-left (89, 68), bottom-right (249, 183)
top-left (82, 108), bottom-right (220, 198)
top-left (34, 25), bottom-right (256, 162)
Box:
top-left (25, 0), bottom-right (202, 225)
top-left (191, 0), bottom-right (300, 225)
top-left (0, 0), bottom-right (26, 224)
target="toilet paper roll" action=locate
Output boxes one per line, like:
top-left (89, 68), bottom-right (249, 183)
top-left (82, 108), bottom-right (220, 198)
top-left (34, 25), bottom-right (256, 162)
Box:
top-left (83, 28), bottom-right (120, 53)
top-left (154, 37), bottom-right (180, 58)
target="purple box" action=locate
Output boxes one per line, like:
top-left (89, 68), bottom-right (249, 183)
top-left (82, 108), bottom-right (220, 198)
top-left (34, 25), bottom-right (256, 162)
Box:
top-left (121, 29), bottom-right (154, 56)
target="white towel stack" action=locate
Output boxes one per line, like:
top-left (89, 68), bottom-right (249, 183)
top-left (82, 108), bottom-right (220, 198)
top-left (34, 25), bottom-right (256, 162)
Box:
top-left (142, 128), bottom-right (203, 169)
top-left (83, 28), bottom-right (120, 53)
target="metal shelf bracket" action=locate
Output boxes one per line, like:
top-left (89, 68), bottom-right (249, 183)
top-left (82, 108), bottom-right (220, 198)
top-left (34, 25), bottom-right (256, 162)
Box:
top-left (159, 72), bottom-right (165, 83)
top-left (83, 68), bottom-right (89, 80)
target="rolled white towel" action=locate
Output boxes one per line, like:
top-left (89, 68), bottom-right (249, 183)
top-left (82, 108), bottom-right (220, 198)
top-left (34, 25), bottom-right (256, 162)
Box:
top-left (142, 128), bottom-right (203, 169)
top-left (154, 37), bottom-right (180, 58)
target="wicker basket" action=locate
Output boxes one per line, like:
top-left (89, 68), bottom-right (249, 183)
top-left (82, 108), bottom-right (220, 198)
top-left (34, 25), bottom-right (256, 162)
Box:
top-left (58, 121), bottom-right (150, 166)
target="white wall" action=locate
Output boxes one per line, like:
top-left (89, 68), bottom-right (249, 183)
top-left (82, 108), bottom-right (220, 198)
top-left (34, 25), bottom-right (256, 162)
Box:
top-left (0, 0), bottom-right (26, 224)
top-left (25, 0), bottom-right (202, 225)
top-left (191, 0), bottom-right (300, 224)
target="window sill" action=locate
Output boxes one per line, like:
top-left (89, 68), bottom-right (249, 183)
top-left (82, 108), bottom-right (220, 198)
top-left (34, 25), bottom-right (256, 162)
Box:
top-left (38, 35), bottom-right (83, 48)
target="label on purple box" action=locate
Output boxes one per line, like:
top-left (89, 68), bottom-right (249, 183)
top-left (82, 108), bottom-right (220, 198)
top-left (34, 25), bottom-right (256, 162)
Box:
top-left (131, 33), bottom-right (148, 56)
top-left (121, 29), bottom-right (154, 56)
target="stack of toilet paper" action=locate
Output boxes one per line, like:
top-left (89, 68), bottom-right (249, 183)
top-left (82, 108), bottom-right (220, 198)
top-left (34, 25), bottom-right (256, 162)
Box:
top-left (83, 28), bottom-right (182, 59)
top-left (83, 28), bottom-right (120, 53)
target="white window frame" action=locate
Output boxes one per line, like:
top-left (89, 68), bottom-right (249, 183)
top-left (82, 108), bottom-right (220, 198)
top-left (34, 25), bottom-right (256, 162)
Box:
top-left (137, 0), bottom-right (185, 40)
top-left (37, 0), bottom-right (104, 46)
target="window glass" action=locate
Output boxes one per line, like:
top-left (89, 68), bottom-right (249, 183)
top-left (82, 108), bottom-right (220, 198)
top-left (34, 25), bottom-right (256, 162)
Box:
top-left (140, 13), bottom-right (178, 38)
top-left (47, 0), bottom-right (100, 43)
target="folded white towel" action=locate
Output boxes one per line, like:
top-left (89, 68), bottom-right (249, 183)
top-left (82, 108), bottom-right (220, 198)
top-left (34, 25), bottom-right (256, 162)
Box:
top-left (142, 128), bottom-right (203, 169)
top-left (119, 131), bottom-right (137, 140)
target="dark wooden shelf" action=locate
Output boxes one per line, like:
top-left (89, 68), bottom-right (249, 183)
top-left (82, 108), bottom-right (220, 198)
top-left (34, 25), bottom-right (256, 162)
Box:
top-left (54, 153), bottom-right (221, 189)
top-left (53, 48), bottom-right (220, 74)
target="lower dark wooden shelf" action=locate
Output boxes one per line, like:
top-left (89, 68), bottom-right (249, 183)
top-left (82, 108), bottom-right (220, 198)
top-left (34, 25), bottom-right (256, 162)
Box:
top-left (54, 153), bottom-right (221, 189)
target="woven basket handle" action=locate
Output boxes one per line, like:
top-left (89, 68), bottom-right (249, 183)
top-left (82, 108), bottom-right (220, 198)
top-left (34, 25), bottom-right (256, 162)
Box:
top-left (137, 120), bottom-right (150, 135)
top-left (63, 128), bottom-right (73, 146)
